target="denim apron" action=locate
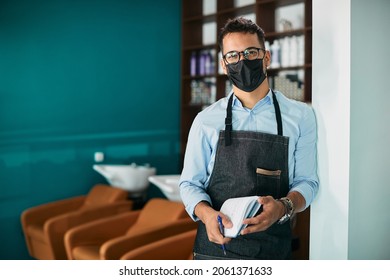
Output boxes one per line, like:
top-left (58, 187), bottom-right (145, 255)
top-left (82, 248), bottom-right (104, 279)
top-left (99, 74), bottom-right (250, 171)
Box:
top-left (193, 91), bottom-right (292, 260)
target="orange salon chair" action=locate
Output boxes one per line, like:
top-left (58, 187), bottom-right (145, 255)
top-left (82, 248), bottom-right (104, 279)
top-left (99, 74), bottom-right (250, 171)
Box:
top-left (120, 229), bottom-right (196, 260)
top-left (64, 198), bottom-right (197, 260)
top-left (21, 184), bottom-right (133, 260)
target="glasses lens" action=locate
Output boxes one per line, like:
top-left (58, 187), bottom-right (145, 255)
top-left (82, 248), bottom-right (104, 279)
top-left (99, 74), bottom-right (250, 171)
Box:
top-left (225, 51), bottom-right (239, 64)
top-left (244, 48), bottom-right (260, 60)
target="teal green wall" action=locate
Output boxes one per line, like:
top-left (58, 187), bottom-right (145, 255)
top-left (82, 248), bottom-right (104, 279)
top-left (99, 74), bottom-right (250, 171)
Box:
top-left (350, 0), bottom-right (390, 259)
top-left (0, 0), bottom-right (181, 259)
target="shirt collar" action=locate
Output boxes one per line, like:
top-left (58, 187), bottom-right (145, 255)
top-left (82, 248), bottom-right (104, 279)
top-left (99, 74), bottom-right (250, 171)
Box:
top-left (230, 89), bottom-right (272, 110)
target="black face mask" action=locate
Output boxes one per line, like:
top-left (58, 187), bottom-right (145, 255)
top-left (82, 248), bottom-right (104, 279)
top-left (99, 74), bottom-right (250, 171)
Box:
top-left (226, 58), bottom-right (266, 92)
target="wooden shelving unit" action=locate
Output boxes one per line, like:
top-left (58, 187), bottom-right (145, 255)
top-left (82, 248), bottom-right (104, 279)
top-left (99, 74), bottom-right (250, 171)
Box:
top-left (181, 0), bottom-right (312, 260)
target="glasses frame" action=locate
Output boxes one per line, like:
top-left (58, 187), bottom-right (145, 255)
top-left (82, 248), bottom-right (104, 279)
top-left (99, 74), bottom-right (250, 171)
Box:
top-left (222, 47), bottom-right (266, 65)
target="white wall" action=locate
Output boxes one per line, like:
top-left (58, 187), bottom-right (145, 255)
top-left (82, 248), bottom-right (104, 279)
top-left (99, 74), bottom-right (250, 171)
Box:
top-left (311, 0), bottom-right (351, 259)
top-left (311, 0), bottom-right (390, 259)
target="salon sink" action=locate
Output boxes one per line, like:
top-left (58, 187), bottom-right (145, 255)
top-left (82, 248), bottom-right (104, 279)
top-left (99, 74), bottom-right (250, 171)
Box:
top-left (93, 164), bottom-right (156, 197)
top-left (148, 175), bottom-right (181, 201)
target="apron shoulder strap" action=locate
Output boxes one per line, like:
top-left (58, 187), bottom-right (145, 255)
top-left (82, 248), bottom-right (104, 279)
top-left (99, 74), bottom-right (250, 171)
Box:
top-left (225, 94), bottom-right (234, 146)
top-left (272, 90), bottom-right (283, 136)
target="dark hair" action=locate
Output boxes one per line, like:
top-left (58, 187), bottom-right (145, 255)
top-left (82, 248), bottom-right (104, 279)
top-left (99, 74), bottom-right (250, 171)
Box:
top-left (218, 17), bottom-right (265, 53)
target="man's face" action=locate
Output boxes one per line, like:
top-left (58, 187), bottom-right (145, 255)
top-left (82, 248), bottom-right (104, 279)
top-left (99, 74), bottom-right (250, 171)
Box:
top-left (221, 32), bottom-right (270, 74)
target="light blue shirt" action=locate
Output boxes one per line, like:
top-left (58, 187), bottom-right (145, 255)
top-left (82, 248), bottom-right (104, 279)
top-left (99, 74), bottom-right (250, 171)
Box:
top-left (180, 90), bottom-right (319, 220)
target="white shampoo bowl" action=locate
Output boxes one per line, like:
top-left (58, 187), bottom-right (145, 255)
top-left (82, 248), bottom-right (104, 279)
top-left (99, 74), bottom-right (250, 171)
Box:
top-left (148, 175), bottom-right (181, 201)
top-left (93, 164), bottom-right (156, 196)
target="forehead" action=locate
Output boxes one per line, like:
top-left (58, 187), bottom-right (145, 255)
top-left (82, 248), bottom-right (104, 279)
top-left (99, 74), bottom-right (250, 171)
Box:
top-left (222, 32), bottom-right (261, 53)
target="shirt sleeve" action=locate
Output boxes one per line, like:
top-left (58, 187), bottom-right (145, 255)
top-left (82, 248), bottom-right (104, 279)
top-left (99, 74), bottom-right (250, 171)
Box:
top-left (179, 115), bottom-right (213, 221)
top-left (289, 105), bottom-right (319, 209)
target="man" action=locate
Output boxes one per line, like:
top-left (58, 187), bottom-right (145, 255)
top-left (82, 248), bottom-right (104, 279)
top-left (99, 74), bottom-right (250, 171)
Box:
top-left (180, 17), bottom-right (318, 260)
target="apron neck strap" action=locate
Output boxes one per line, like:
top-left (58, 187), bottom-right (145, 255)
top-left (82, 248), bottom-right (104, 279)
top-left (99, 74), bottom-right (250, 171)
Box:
top-left (224, 94), bottom-right (234, 146)
top-left (225, 90), bottom-right (283, 146)
top-left (272, 90), bottom-right (283, 136)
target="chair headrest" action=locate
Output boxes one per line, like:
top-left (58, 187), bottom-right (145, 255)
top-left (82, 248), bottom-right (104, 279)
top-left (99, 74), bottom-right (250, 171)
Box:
top-left (82, 184), bottom-right (128, 208)
top-left (126, 198), bottom-right (187, 235)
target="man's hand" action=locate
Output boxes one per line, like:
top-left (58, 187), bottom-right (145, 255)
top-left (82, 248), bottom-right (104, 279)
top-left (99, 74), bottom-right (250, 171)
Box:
top-left (194, 201), bottom-right (232, 245)
top-left (240, 196), bottom-right (285, 234)
top-left (240, 191), bottom-right (306, 235)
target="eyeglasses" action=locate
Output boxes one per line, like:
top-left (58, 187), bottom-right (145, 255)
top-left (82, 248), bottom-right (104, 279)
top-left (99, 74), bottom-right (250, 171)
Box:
top-left (223, 47), bottom-right (265, 65)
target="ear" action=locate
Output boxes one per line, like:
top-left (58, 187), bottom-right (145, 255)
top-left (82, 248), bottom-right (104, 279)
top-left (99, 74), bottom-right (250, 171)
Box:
top-left (264, 49), bottom-right (271, 68)
top-left (220, 58), bottom-right (228, 75)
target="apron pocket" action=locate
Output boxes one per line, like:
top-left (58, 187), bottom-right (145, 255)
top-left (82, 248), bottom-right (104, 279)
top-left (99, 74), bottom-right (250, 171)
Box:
top-left (256, 168), bottom-right (281, 197)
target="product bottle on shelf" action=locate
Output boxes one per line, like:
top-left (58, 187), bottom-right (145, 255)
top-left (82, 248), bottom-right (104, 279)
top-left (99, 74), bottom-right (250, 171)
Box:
top-left (210, 81), bottom-right (216, 103)
top-left (298, 35), bottom-right (305, 66)
top-left (199, 51), bottom-right (206, 76)
top-left (280, 37), bottom-right (290, 68)
top-left (190, 80), bottom-right (198, 104)
top-left (204, 51), bottom-right (212, 75)
top-left (206, 51), bottom-right (215, 75)
top-left (190, 51), bottom-right (197, 76)
top-left (270, 40), bottom-right (281, 68)
top-left (290, 36), bottom-right (298, 67)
